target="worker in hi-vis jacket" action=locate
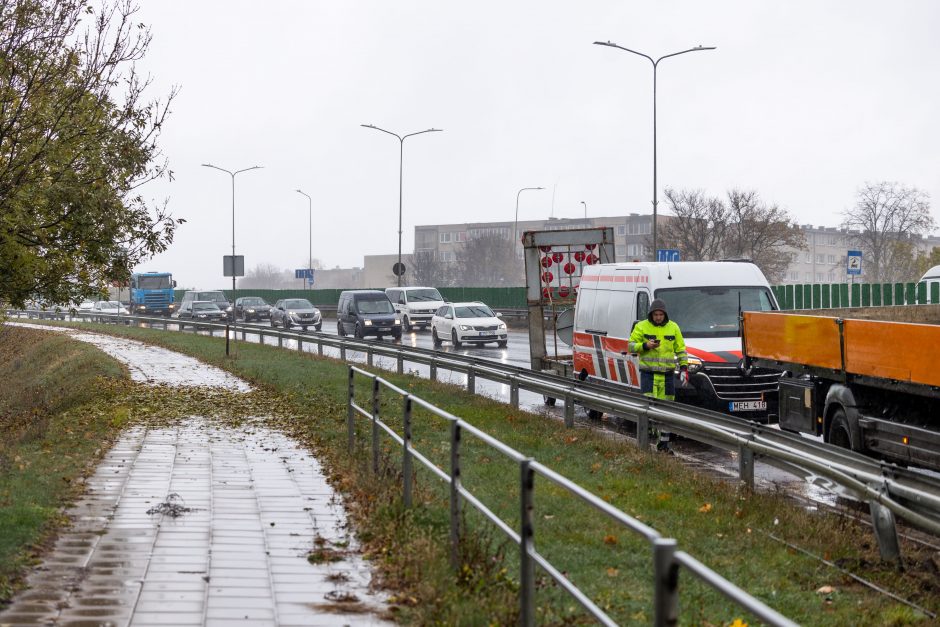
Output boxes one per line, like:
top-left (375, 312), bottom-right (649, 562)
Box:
top-left (628, 298), bottom-right (689, 451)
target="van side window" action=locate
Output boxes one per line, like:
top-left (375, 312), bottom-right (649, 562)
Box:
top-left (636, 292), bottom-right (650, 321)
top-left (607, 290), bottom-right (633, 338)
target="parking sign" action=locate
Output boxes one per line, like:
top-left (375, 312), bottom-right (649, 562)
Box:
top-left (846, 250), bottom-right (862, 276)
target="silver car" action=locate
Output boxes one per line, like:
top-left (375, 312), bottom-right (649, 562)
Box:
top-left (271, 298), bottom-right (322, 331)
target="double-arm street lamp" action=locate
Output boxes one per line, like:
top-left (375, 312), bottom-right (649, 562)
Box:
top-left (295, 189), bottom-right (313, 289)
top-left (361, 124), bottom-right (442, 287)
top-left (593, 41), bottom-right (715, 257)
top-left (201, 163), bottom-right (263, 337)
top-left (513, 186), bottom-right (545, 250)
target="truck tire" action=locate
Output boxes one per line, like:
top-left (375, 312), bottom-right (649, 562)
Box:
top-left (827, 408), bottom-right (860, 451)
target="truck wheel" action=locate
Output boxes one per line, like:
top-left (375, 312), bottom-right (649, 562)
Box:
top-left (827, 408), bottom-right (860, 451)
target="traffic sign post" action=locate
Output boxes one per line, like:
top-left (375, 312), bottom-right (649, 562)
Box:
top-left (295, 268), bottom-right (315, 288)
top-left (656, 249), bottom-right (681, 262)
top-left (223, 255), bottom-right (245, 277)
top-left (847, 250), bottom-right (863, 276)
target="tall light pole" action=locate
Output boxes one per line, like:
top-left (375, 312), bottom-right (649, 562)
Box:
top-left (201, 163), bottom-right (262, 335)
top-left (581, 200), bottom-right (587, 219)
top-left (295, 189), bottom-right (313, 289)
top-left (361, 124), bottom-right (442, 287)
top-left (594, 41), bottom-right (715, 258)
top-left (514, 187), bottom-right (545, 250)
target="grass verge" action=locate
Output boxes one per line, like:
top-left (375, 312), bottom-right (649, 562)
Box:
top-left (8, 320), bottom-right (940, 625)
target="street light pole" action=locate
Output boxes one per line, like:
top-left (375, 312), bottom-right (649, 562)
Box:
top-left (514, 187), bottom-right (545, 251)
top-left (295, 189), bottom-right (313, 289)
top-left (361, 124), bottom-right (442, 287)
top-left (201, 163), bottom-right (262, 348)
top-left (581, 200), bottom-right (587, 219)
top-left (593, 41), bottom-right (715, 258)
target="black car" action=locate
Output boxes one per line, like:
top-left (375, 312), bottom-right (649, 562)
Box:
top-left (176, 301), bottom-right (227, 322)
top-left (235, 296), bottom-right (272, 322)
top-left (336, 290), bottom-right (402, 340)
top-left (270, 298), bottom-right (322, 331)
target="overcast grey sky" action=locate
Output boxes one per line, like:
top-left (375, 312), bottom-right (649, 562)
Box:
top-left (132, 1), bottom-right (940, 290)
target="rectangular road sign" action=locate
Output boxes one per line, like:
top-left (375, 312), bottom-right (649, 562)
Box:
top-left (294, 268), bottom-right (314, 280)
top-left (223, 255), bottom-right (244, 277)
top-left (846, 250), bottom-right (863, 276)
top-left (656, 249), bottom-right (681, 262)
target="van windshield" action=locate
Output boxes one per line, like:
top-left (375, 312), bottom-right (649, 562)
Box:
top-left (655, 286), bottom-right (776, 338)
top-left (357, 298), bottom-right (394, 314)
top-left (408, 288), bottom-right (443, 301)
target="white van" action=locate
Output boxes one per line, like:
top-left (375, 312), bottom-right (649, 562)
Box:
top-left (385, 286), bottom-right (446, 332)
top-left (572, 261), bottom-right (781, 421)
top-left (920, 265), bottom-right (940, 303)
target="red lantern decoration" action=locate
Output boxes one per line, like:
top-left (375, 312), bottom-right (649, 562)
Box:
top-left (551, 252), bottom-right (564, 263)
top-left (563, 262), bottom-right (576, 274)
top-left (586, 243), bottom-right (597, 250)
top-left (542, 287), bottom-right (552, 299)
top-left (586, 254), bottom-right (599, 265)
top-left (558, 285), bottom-right (570, 298)
top-left (540, 256), bottom-right (553, 268)
top-left (539, 245), bottom-right (552, 253)
top-left (573, 251), bottom-right (586, 262)
top-left (541, 271), bottom-right (554, 283)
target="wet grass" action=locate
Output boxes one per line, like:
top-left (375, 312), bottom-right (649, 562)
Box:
top-left (10, 320), bottom-right (940, 625)
top-left (0, 325), bottom-right (129, 603)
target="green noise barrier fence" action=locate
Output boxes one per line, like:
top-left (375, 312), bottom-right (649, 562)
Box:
top-left (174, 281), bottom-right (937, 312)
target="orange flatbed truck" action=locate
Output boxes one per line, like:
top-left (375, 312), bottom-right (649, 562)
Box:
top-left (742, 311), bottom-right (940, 471)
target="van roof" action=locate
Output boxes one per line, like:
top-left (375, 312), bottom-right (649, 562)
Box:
top-left (921, 265), bottom-right (940, 281)
top-left (341, 290), bottom-right (387, 297)
top-left (582, 261), bottom-right (770, 288)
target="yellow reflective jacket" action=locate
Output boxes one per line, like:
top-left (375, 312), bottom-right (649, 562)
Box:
top-left (628, 319), bottom-right (688, 373)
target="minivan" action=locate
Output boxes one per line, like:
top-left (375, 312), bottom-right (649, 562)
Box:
top-left (920, 265), bottom-right (940, 303)
top-left (337, 290), bottom-right (402, 340)
top-left (571, 261), bottom-right (781, 422)
top-left (385, 286), bottom-right (446, 331)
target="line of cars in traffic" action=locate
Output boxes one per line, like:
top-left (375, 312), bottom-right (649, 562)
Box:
top-left (164, 286), bottom-right (508, 348)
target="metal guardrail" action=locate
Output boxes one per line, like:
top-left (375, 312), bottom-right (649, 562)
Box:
top-left (346, 365), bottom-right (798, 627)
top-left (11, 310), bottom-right (940, 553)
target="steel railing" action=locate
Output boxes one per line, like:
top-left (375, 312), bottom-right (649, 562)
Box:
top-left (346, 365), bottom-right (798, 627)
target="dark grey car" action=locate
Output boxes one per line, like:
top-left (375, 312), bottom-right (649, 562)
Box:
top-left (235, 296), bottom-right (272, 321)
top-left (270, 298), bottom-right (322, 331)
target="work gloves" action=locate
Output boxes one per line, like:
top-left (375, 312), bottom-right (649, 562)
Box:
top-left (679, 367), bottom-right (690, 386)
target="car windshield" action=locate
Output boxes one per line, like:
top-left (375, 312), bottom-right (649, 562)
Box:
top-left (284, 299), bottom-right (313, 309)
top-left (193, 303), bottom-right (219, 311)
top-left (194, 292), bottom-right (225, 301)
top-left (356, 298), bottom-right (393, 314)
top-left (455, 305), bottom-right (494, 318)
top-left (241, 297), bottom-right (266, 306)
top-left (408, 288), bottom-right (443, 302)
top-left (655, 286), bottom-right (776, 338)
top-left (137, 275), bottom-right (172, 289)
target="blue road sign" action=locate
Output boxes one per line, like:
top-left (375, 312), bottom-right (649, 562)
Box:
top-left (656, 249), bottom-right (681, 262)
top-left (846, 250), bottom-right (863, 276)
top-left (294, 268), bottom-right (315, 280)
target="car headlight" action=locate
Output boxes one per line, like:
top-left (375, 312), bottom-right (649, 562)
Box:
top-left (364, 320), bottom-right (373, 326)
top-left (247, 308), bottom-right (255, 313)
top-left (196, 314), bottom-right (207, 318)
top-left (685, 356), bottom-right (703, 374)
top-left (394, 318), bottom-right (400, 325)
top-left (168, 304), bottom-right (175, 309)
top-left (459, 325), bottom-right (473, 331)
top-left (498, 323), bottom-right (506, 330)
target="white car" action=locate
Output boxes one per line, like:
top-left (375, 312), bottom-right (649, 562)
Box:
top-left (92, 300), bottom-right (129, 315)
top-left (431, 301), bottom-right (508, 348)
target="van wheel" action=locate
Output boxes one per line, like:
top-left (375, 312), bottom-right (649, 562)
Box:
top-left (432, 328), bottom-right (442, 346)
top-left (315, 323), bottom-right (322, 332)
top-left (355, 323), bottom-right (364, 339)
top-left (827, 408), bottom-right (860, 451)
top-left (451, 329), bottom-right (461, 348)
top-left (337, 321), bottom-right (345, 336)
top-left (543, 396), bottom-right (557, 406)
top-left (587, 409), bottom-right (603, 420)
top-left (392, 329), bottom-right (402, 341)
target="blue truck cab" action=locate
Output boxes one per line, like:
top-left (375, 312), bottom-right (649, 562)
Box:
top-left (130, 272), bottom-right (177, 316)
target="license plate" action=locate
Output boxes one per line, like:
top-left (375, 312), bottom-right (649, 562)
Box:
top-left (379, 327), bottom-right (391, 332)
top-left (479, 331), bottom-right (489, 336)
top-left (729, 401), bottom-right (767, 412)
